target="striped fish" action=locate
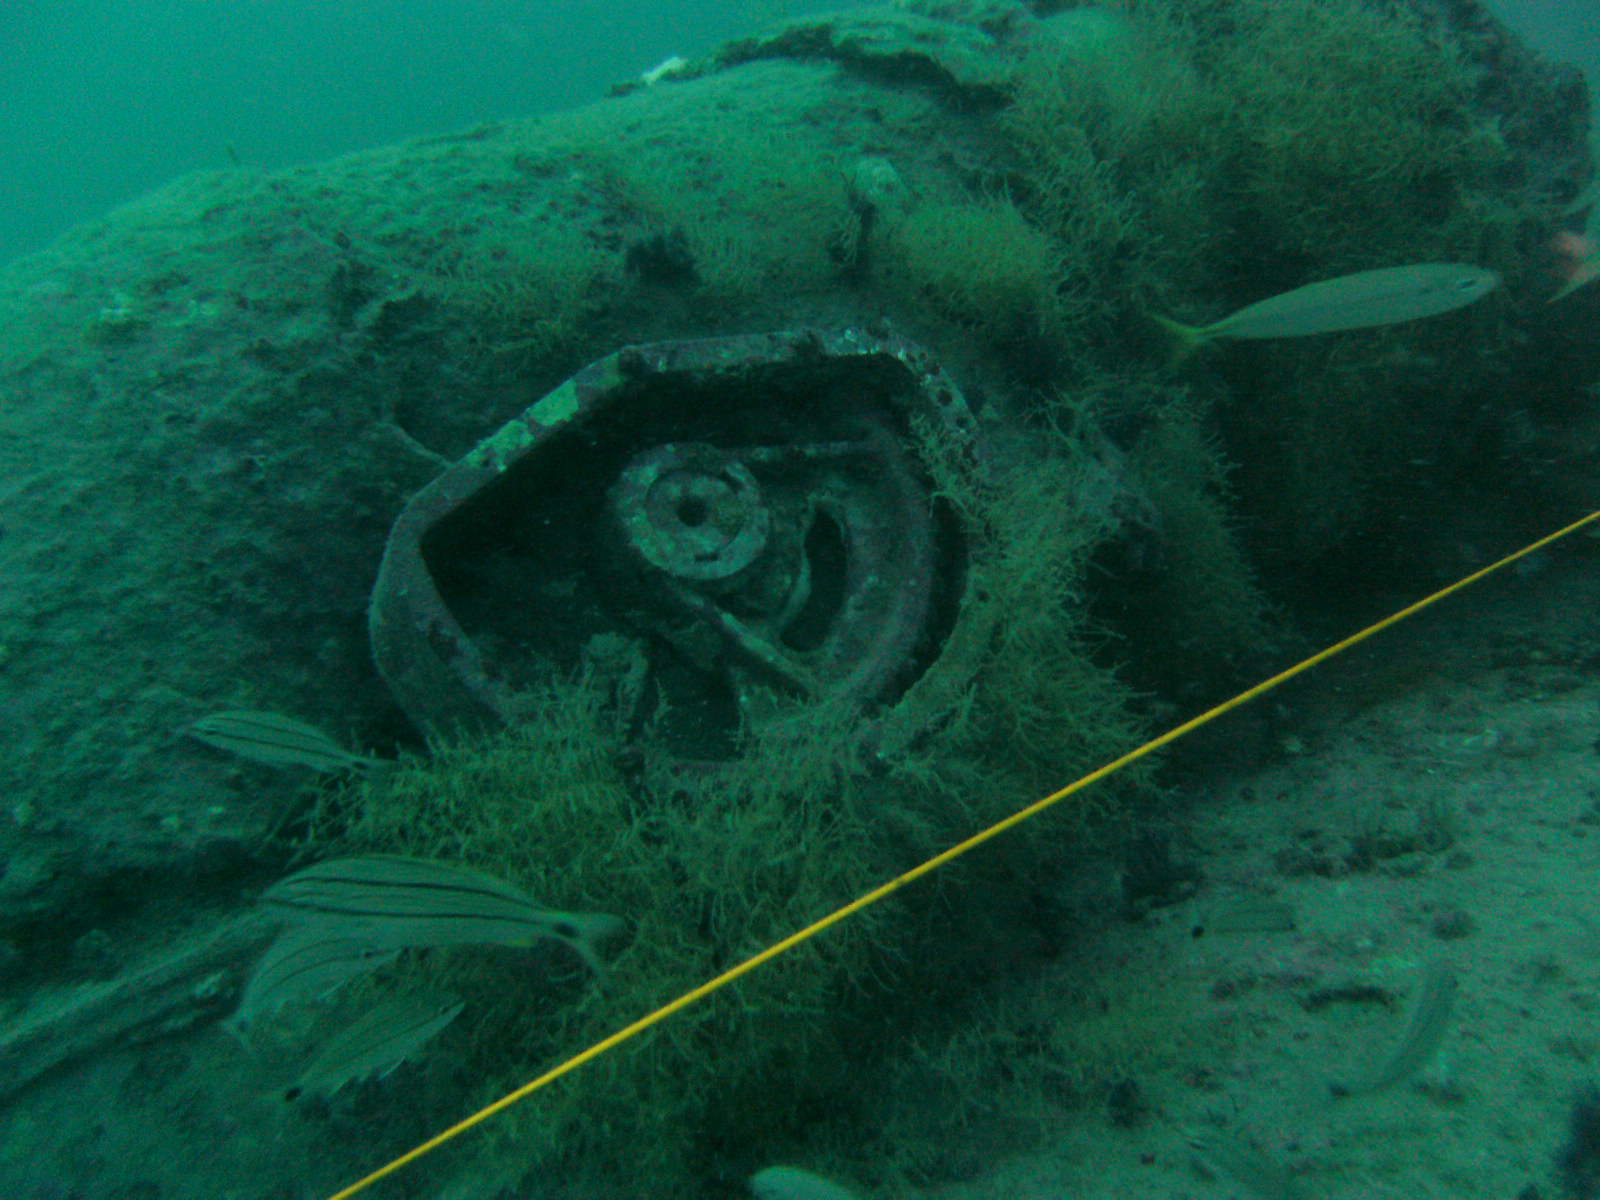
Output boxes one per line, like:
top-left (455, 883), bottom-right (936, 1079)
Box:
top-left (283, 993), bottom-right (464, 1102)
top-left (1156, 263), bottom-right (1500, 356)
top-left (227, 926), bottom-right (400, 1039)
top-left (261, 855), bottom-right (627, 973)
top-left (1334, 961), bottom-right (1457, 1096)
top-left (188, 710), bottom-right (386, 775)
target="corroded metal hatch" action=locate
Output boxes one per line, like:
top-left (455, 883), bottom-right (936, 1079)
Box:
top-left (369, 327), bottom-right (986, 759)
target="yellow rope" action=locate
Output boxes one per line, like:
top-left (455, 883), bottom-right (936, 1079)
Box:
top-left (325, 508), bottom-right (1600, 1200)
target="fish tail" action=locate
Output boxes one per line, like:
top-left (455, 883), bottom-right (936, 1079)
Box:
top-left (1549, 266), bottom-right (1599, 303)
top-left (1150, 312), bottom-right (1210, 365)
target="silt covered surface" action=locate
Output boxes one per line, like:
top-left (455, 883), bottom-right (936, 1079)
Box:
top-left (0, 41), bottom-right (982, 922)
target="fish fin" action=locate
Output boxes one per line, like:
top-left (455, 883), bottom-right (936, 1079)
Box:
top-left (571, 913), bottom-right (629, 976)
top-left (1549, 264), bottom-right (1599, 303)
top-left (1562, 182), bottom-right (1598, 217)
top-left (222, 1013), bottom-right (259, 1054)
top-left (1150, 312), bottom-right (1211, 365)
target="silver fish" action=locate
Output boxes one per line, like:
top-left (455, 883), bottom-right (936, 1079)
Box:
top-left (283, 993), bottom-right (464, 1101)
top-left (1157, 263), bottom-right (1500, 354)
top-left (261, 855), bottom-right (626, 973)
top-left (188, 710), bottom-right (385, 774)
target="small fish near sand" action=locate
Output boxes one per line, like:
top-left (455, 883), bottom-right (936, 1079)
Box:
top-left (187, 710), bottom-right (387, 775)
top-left (1155, 263), bottom-right (1501, 359)
top-left (282, 992), bottom-right (464, 1102)
top-left (1330, 960), bottom-right (1458, 1097)
top-left (261, 854), bottom-right (628, 974)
